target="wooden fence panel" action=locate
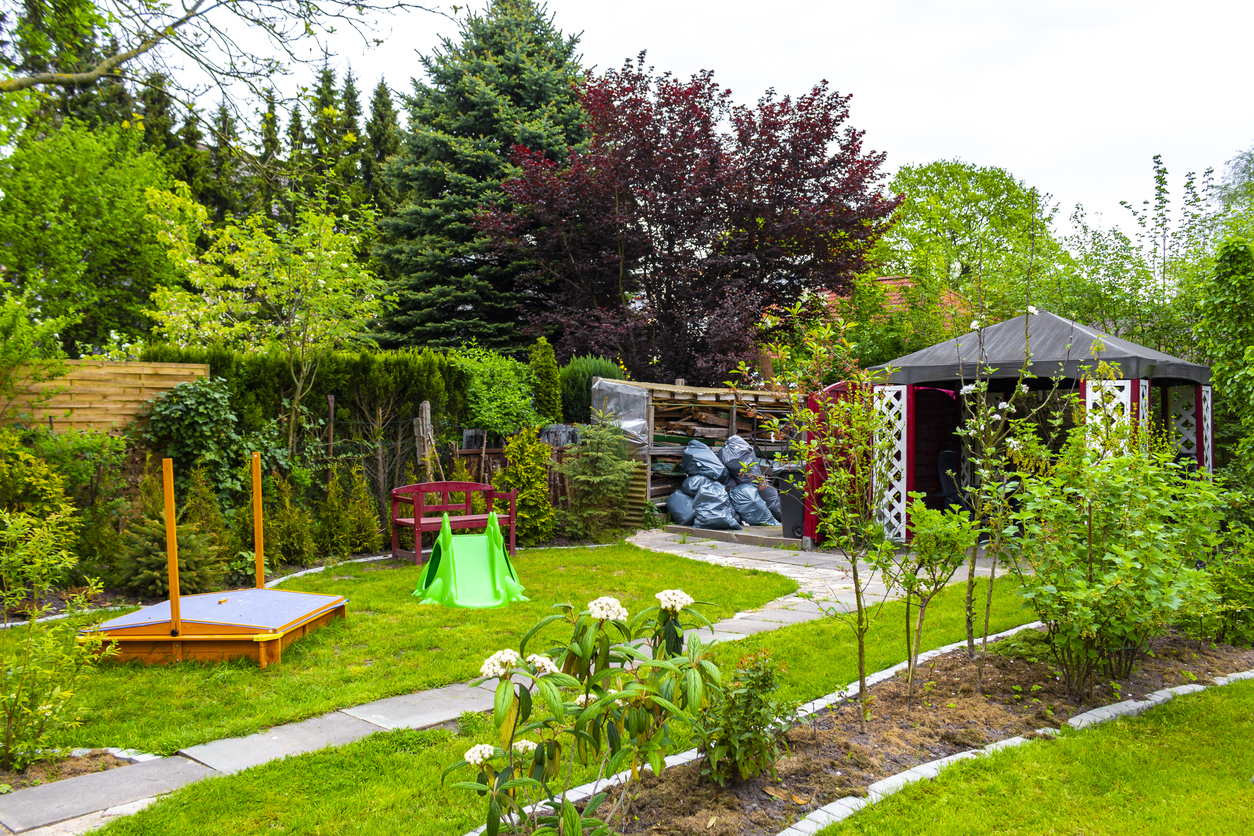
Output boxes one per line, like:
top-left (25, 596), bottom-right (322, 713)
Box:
top-left (3, 360), bottom-right (210, 433)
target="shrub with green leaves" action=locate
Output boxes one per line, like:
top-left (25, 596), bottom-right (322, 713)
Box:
top-left (318, 467), bottom-right (384, 559)
top-left (449, 347), bottom-right (541, 437)
top-left (0, 511), bottom-right (110, 772)
top-left (1011, 440), bottom-right (1218, 698)
top-left (700, 651), bottom-right (796, 786)
top-left (182, 463), bottom-right (233, 565)
top-left (556, 417), bottom-right (639, 541)
top-left (0, 429), bottom-right (72, 519)
top-left (493, 427), bottom-right (555, 546)
top-left (316, 469), bottom-right (353, 560)
top-left (528, 337), bottom-right (562, 424)
top-left (345, 466), bottom-right (383, 554)
top-left (559, 355), bottom-right (624, 424)
top-left (143, 377), bottom-right (241, 496)
top-left (117, 512), bottom-right (222, 598)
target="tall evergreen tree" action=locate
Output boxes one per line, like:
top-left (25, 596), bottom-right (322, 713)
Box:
top-left (169, 106), bottom-right (210, 200)
top-left (205, 103), bottom-right (243, 222)
top-left (337, 69), bottom-right (366, 204)
top-left (311, 63), bottom-right (340, 178)
top-left (364, 79), bottom-right (402, 214)
top-left (138, 73), bottom-right (178, 153)
top-left (286, 103), bottom-right (311, 203)
top-left (375, 0), bottom-right (586, 351)
top-left (256, 89), bottom-right (283, 218)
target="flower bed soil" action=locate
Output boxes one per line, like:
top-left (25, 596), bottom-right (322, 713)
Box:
top-left (0, 750), bottom-right (129, 793)
top-left (592, 630), bottom-right (1254, 836)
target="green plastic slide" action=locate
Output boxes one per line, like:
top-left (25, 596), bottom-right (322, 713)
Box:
top-left (412, 512), bottom-right (528, 608)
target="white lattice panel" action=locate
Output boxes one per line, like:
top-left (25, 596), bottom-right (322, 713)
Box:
top-left (1138, 379), bottom-right (1151, 437)
top-left (1168, 386), bottom-right (1198, 458)
top-left (873, 385), bottom-right (908, 542)
top-left (1202, 385), bottom-right (1213, 472)
top-left (1085, 379), bottom-right (1133, 420)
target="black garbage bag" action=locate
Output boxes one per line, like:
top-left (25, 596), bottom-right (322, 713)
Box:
top-left (757, 482), bottom-right (783, 521)
top-left (681, 439), bottom-right (728, 481)
top-left (692, 481), bottom-right (741, 530)
top-left (666, 490), bottom-right (696, 526)
top-left (682, 474), bottom-right (716, 497)
top-left (729, 483), bottom-right (780, 526)
top-left (719, 435), bottom-right (756, 477)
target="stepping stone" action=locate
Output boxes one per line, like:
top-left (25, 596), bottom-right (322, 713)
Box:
top-left (709, 618), bottom-right (783, 636)
top-left (179, 711), bottom-right (380, 774)
top-left (0, 757), bottom-right (213, 833)
top-left (743, 607), bottom-right (823, 625)
top-left (342, 683), bottom-right (495, 730)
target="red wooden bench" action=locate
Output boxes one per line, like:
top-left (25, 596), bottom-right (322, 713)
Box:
top-left (390, 481), bottom-right (518, 563)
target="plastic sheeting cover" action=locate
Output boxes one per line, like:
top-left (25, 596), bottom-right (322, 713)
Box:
top-left (681, 439), bottom-right (728, 481)
top-left (729, 483), bottom-right (779, 526)
top-left (666, 490), bottom-right (696, 526)
top-left (590, 378), bottom-right (650, 451)
top-left (692, 481), bottom-right (741, 530)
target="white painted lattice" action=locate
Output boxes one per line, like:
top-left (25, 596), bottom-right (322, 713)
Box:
top-left (1202, 385), bottom-right (1213, 472)
top-left (1167, 386), bottom-right (1198, 459)
top-left (1085, 379), bottom-right (1133, 420)
top-left (1138, 379), bottom-right (1151, 437)
top-left (873, 385), bottom-right (908, 542)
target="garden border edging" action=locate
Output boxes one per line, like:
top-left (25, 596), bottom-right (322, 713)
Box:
top-left (773, 668), bottom-right (1254, 836)
top-left (460, 620), bottom-right (1046, 836)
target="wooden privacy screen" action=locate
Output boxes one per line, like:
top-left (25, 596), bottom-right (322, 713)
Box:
top-left (4, 360), bottom-right (210, 432)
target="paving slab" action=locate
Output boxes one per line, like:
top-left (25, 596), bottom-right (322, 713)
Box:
top-left (342, 683), bottom-right (495, 730)
top-left (710, 617), bottom-right (786, 636)
top-left (179, 711), bottom-right (380, 774)
top-left (742, 607), bottom-right (823, 625)
top-left (0, 757), bottom-right (213, 833)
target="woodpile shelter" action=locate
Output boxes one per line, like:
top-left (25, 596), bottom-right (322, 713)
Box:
top-left (868, 311), bottom-right (1214, 541)
top-left (590, 379), bottom-right (795, 520)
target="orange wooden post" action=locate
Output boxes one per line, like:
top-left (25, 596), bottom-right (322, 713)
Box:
top-left (162, 458), bottom-right (182, 638)
top-left (252, 452), bottom-right (265, 589)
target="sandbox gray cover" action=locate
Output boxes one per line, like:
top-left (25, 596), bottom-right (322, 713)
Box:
top-left (872, 311), bottom-right (1210, 386)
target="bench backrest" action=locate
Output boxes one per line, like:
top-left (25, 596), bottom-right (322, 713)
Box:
top-left (391, 481), bottom-right (510, 518)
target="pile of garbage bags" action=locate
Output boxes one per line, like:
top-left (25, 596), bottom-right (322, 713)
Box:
top-left (666, 437), bottom-right (783, 530)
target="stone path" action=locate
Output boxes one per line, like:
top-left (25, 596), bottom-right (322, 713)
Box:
top-left (0, 533), bottom-right (992, 835)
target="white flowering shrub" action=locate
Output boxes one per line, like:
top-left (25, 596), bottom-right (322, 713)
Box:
top-left (444, 593), bottom-right (722, 835)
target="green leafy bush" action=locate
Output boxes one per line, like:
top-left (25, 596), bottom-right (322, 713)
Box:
top-left (1012, 441), bottom-right (1218, 698)
top-left (528, 337), bottom-right (562, 424)
top-left (182, 463), bottom-right (233, 565)
top-left (556, 417), bottom-right (639, 540)
top-left (143, 377), bottom-right (241, 495)
top-left (493, 427), bottom-right (554, 546)
top-left (317, 466), bottom-right (383, 559)
top-left (316, 469), bottom-right (353, 560)
top-left (700, 651), bottom-right (796, 786)
top-left (449, 347), bottom-right (541, 437)
top-left (0, 430), bottom-right (72, 518)
top-left (0, 511), bottom-right (109, 772)
top-left (118, 513), bottom-right (221, 598)
top-left (0, 292), bottom-right (71, 425)
top-left (560, 355), bottom-right (623, 424)
top-left (345, 466), bottom-right (383, 554)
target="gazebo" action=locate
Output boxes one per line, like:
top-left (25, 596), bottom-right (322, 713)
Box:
top-left (864, 311), bottom-right (1213, 541)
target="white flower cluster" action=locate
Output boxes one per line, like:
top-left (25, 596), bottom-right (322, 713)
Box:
top-left (1020, 384), bottom-right (1030, 395)
top-left (655, 589), bottom-right (694, 613)
top-left (464, 743), bottom-right (496, 766)
top-left (588, 596), bottom-right (628, 621)
top-left (1027, 305), bottom-right (1039, 316)
top-left (527, 654), bottom-right (559, 676)
top-left (512, 739), bottom-right (538, 755)
top-left (970, 320), bottom-right (981, 330)
top-left (480, 648), bottom-right (522, 679)
top-left (960, 384), bottom-right (976, 396)
top-left (998, 401), bottom-right (1011, 411)
top-left (574, 693), bottom-right (594, 707)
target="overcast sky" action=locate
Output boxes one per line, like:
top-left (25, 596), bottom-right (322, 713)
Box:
top-left (293, 0), bottom-right (1253, 229)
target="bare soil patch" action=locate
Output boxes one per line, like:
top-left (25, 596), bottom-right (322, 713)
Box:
top-left (0, 750), bottom-right (129, 793)
top-left (598, 630), bottom-right (1254, 836)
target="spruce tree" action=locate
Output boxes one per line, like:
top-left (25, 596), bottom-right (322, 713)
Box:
top-left (205, 103), bottom-right (243, 222)
top-left (364, 79), bottom-right (402, 215)
top-left (286, 103), bottom-right (312, 207)
top-left (256, 89), bottom-right (282, 218)
top-left (311, 64), bottom-right (340, 179)
top-left (138, 73), bottom-right (178, 153)
top-left (335, 68), bottom-right (367, 211)
top-left (375, 0), bottom-right (586, 351)
top-left (169, 106), bottom-right (210, 201)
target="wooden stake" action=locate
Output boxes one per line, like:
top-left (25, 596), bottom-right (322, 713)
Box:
top-left (162, 458), bottom-right (182, 638)
top-left (252, 452), bottom-right (265, 589)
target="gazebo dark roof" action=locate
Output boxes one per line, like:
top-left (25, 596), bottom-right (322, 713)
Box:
top-left (872, 311), bottom-right (1210, 386)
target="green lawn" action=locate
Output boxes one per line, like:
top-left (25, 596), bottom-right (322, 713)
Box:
top-left (819, 678), bottom-right (1254, 836)
top-left (99, 578), bottom-right (1038, 836)
top-left (60, 543), bottom-right (796, 754)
